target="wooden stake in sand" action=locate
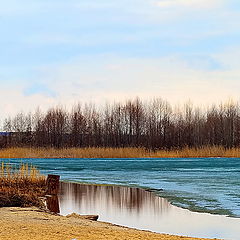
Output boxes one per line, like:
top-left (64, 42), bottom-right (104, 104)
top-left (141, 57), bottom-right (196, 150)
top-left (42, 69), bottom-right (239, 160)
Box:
top-left (46, 174), bottom-right (60, 195)
top-left (46, 174), bottom-right (60, 213)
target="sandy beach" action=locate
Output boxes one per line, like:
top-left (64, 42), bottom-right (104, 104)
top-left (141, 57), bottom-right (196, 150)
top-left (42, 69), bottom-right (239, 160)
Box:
top-left (0, 207), bottom-right (215, 240)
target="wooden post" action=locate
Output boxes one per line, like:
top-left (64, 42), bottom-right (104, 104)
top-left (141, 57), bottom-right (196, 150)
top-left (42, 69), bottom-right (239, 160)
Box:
top-left (46, 174), bottom-right (60, 195)
top-left (46, 196), bottom-right (60, 214)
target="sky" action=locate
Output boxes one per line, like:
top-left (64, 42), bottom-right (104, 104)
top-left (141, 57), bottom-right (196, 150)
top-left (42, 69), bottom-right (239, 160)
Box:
top-left (1, 0), bottom-right (240, 119)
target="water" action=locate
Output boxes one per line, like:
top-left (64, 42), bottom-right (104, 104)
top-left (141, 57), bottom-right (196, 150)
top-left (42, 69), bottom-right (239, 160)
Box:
top-left (48, 182), bottom-right (239, 240)
top-left (2, 158), bottom-right (240, 239)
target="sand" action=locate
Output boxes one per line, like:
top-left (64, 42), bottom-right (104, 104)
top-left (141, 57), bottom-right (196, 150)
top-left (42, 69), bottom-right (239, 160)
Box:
top-left (0, 207), bottom-right (216, 240)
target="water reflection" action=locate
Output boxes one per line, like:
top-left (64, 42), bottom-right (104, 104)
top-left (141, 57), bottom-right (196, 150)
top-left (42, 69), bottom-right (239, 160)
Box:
top-left (56, 182), bottom-right (240, 240)
top-left (59, 183), bottom-right (169, 215)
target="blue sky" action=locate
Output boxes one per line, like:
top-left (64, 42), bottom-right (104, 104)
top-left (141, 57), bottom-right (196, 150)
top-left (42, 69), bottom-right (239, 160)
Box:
top-left (1, 0), bottom-right (240, 118)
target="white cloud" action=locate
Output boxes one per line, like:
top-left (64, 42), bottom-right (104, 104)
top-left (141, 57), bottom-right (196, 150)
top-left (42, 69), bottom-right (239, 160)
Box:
top-left (0, 87), bottom-right (56, 122)
top-left (1, 51), bottom-right (240, 121)
top-left (29, 54), bottom-right (240, 106)
top-left (155, 0), bottom-right (222, 9)
top-left (213, 46), bottom-right (240, 70)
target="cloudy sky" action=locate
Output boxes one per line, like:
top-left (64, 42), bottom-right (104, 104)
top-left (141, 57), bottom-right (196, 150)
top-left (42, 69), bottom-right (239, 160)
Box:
top-left (1, 0), bottom-right (240, 118)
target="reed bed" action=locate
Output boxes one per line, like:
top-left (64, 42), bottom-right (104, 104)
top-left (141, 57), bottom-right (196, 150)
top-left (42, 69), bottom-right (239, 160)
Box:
top-left (153, 146), bottom-right (228, 158)
top-left (0, 162), bottom-right (46, 207)
top-left (0, 146), bottom-right (240, 158)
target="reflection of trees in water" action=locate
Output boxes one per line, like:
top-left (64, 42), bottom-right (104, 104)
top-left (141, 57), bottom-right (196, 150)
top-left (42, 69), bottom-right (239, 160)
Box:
top-left (59, 182), bottom-right (170, 215)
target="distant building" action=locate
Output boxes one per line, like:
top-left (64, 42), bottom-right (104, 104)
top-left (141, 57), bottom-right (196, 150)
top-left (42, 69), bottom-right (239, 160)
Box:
top-left (0, 132), bottom-right (10, 137)
top-left (0, 132), bottom-right (11, 147)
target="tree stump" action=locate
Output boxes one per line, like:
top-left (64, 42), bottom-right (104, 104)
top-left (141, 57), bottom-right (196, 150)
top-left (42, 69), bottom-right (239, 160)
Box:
top-left (46, 174), bottom-right (60, 195)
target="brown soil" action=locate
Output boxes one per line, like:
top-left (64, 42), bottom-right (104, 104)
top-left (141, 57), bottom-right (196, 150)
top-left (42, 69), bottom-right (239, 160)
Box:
top-left (0, 207), bottom-right (216, 240)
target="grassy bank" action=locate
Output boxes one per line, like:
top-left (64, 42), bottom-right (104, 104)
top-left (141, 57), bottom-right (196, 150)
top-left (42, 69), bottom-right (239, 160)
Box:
top-left (0, 146), bottom-right (240, 158)
top-left (0, 163), bottom-right (46, 207)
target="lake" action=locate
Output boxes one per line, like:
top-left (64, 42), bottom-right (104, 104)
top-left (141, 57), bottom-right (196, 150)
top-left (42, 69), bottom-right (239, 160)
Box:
top-left (2, 157), bottom-right (240, 239)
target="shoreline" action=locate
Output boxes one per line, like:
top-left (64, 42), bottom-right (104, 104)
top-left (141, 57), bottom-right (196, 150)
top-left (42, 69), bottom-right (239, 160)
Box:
top-left (0, 207), bottom-right (215, 240)
top-left (0, 172), bottom-right (235, 239)
top-left (0, 158), bottom-right (238, 239)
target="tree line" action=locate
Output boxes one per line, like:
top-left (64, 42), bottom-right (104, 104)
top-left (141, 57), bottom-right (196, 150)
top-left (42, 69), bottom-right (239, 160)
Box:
top-left (1, 98), bottom-right (240, 149)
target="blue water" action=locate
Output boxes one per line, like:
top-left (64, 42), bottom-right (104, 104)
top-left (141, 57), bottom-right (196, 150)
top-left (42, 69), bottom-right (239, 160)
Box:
top-left (2, 158), bottom-right (240, 218)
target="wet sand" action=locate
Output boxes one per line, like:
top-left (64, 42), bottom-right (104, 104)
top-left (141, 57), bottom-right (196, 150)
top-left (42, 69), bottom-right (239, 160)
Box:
top-left (0, 207), bottom-right (214, 240)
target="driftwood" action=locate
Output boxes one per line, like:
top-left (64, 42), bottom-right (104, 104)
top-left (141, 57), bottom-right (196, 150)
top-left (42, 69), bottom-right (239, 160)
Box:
top-left (66, 213), bottom-right (99, 221)
top-left (46, 175), bottom-right (60, 195)
top-left (82, 215), bottom-right (99, 221)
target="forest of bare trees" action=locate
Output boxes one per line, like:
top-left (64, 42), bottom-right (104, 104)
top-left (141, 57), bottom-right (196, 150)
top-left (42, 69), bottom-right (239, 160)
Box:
top-left (1, 98), bottom-right (240, 150)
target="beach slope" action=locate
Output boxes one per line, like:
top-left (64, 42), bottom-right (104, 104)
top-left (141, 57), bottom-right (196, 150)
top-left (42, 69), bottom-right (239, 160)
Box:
top-left (0, 207), bottom-right (215, 240)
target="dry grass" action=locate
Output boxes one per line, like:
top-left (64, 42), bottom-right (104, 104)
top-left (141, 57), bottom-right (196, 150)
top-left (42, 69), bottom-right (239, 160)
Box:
top-left (153, 146), bottom-right (228, 158)
top-left (0, 147), bottom-right (148, 158)
top-left (0, 162), bottom-right (46, 207)
top-left (0, 146), bottom-right (239, 158)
